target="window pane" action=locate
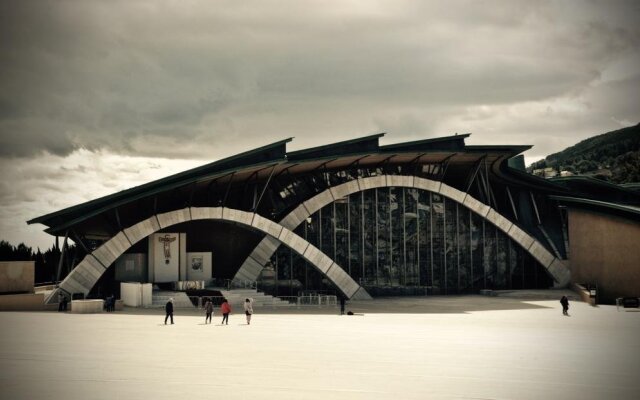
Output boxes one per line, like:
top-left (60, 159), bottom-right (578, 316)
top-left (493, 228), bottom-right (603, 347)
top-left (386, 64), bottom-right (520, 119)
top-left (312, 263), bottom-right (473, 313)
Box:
top-left (377, 188), bottom-right (391, 285)
top-left (458, 206), bottom-right (471, 293)
top-left (405, 189), bottom-right (419, 286)
top-left (418, 191), bottom-right (431, 287)
top-left (444, 198), bottom-right (458, 293)
top-left (390, 187), bottom-right (403, 286)
top-left (471, 212), bottom-right (484, 290)
top-left (363, 189), bottom-right (377, 285)
top-left (349, 192), bottom-right (363, 283)
top-left (431, 193), bottom-right (445, 293)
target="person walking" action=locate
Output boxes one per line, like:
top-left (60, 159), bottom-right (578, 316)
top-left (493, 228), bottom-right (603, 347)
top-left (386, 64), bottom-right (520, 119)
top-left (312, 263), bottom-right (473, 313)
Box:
top-left (58, 291), bottom-right (66, 312)
top-left (220, 298), bottom-right (231, 325)
top-left (244, 298), bottom-right (254, 325)
top-left (204, 298), bottom-right (214, 324)
top-left (165, 298), bottom-right (174, 324)
top-left (106, 294), bottom-right (115, 312)
top-left (560, 295), bottom-right (570, 316)
top-left (339, 295), bottom-right (346, 315)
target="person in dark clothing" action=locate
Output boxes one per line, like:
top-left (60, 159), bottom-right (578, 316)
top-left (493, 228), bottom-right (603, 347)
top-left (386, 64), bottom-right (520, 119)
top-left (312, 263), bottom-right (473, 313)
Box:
top-left (105, 295), bottom-right (114, 312)
top-left (58, 291), bottom-right (66, 312)
top-left (165, 298), bottom-right (174, 324)
top-left (560, 295), bottom-right (569, 316)
top-left (204, 298), bottom-right (214, 324)
top-left (339, 296), bottom-right (346, 315)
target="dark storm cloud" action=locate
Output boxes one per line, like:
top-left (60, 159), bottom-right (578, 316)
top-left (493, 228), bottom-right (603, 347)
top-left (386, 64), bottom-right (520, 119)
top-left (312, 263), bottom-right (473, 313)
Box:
top-left (1, 0), bottom-right (638, 160)
top-left (1, 0), bottom-right (639, 249)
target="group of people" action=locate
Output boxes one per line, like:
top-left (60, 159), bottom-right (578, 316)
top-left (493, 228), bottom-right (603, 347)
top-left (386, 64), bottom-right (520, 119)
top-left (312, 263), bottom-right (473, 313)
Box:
top-left (57, 291), bottom-right (68, 312)
top-left (104, 294), bottom-right (116, 312)
top-left (165, 297), bottom-right (254, 325)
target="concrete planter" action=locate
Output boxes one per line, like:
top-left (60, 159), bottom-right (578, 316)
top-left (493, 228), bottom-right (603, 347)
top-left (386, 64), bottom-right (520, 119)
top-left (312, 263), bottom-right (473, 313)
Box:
top-left (71, 299), bottom-right (104, 313)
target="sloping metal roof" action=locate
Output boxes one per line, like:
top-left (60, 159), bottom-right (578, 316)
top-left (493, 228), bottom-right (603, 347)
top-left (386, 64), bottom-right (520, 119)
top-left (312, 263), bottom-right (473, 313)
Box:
top-left (27, 138), bottom-right (292, 226)
top-left (28, 133), bottom-right (538, 233)
top-left (550, 195), bottom-right (640, 221)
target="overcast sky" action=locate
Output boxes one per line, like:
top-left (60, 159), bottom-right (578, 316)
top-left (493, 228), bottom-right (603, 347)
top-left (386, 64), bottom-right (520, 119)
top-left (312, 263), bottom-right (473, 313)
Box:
top-left (1, 0), bottom-right (638, 250)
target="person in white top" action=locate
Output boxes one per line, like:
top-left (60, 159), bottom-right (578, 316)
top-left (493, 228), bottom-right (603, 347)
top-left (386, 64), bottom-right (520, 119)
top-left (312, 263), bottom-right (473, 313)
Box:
top-left (243, 298), bottom-right (254, 325)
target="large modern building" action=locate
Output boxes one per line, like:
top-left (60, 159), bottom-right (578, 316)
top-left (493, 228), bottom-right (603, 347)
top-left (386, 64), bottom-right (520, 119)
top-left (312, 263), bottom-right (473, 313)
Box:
top-left (28, 134), bottom-right (640, 303)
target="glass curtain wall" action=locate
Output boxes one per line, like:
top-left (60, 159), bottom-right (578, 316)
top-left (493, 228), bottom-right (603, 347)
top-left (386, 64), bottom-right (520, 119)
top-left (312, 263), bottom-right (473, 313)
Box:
top-left (274, 187), bottom-right (554, 296)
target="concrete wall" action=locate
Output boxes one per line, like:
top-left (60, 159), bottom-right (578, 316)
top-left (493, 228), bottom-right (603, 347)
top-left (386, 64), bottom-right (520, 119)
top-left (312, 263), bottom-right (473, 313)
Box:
top-left (568, 209), bottom-right (640, 303)
top-left (0, 293), bottom-right (45, 311)
top-left (0, 261), bottom-right (34, 294)
top-left (71, 299), bottom-right (104, 313)
top-left (120, 282), bottom-right (152, 307)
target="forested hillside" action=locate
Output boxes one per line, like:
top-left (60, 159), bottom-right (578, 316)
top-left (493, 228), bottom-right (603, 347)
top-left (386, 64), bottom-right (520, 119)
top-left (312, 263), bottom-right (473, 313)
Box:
top-left (0, 240), bottom-right (82, 284)
top-left (528, 123), bottom-right (640, 183)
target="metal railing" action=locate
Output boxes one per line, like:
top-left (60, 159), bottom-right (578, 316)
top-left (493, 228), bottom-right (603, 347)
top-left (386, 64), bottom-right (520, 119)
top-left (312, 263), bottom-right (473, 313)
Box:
top-left (153, 295), bottom-right (338, 309)
top-left (229, 280), bottom-right (257, 290)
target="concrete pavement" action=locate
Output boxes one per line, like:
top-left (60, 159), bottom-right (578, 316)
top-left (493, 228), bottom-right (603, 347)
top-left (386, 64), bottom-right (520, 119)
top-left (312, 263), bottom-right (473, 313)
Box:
top-left (1, 296), bottom-right (638, 399)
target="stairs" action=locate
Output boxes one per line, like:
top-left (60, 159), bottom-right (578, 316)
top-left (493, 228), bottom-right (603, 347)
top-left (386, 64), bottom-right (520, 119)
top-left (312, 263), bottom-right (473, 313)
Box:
top-left (151, 291), bottom-right (196, 308)
top-left (150, 289), bottom-right (296, 309)
top-left (217, 288), bottom-right (296, 308)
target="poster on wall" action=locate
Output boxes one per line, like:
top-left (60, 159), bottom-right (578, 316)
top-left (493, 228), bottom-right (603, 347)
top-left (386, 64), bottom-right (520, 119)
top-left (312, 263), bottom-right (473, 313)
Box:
top-left (186, 252), bottom-right (212, 281)
top-left (149, 233), bottom-right (185, 282)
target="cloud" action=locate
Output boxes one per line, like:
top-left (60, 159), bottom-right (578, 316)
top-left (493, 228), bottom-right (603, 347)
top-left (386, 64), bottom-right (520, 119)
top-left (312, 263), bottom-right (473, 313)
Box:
top-left (0, 149), bottom-right (204, 249)
top-left (1, 0), bottom-right (638, 159)
top-left (0, 0), bottom-right (639, 247)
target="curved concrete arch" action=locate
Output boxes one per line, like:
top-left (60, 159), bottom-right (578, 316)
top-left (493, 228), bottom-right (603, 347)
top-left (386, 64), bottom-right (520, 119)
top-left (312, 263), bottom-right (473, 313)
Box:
top-left (234, 175), bottom-right (570, 288)
top-left (47, 207), bottom-right (371, 304)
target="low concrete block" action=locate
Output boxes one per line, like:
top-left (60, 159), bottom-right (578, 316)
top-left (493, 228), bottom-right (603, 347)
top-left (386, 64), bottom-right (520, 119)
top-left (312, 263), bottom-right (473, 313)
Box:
top-left (0, 293), bottom-right (46, 311)
top-left (71, 299), bottom-right (104, 313)
top-left (0, 261), bottom-right (34, 294)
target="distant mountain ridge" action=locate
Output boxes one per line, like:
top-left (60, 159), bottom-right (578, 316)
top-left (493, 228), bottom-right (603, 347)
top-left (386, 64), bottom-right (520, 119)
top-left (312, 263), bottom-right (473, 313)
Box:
top-left (528, 123), bottom-right (640, 184)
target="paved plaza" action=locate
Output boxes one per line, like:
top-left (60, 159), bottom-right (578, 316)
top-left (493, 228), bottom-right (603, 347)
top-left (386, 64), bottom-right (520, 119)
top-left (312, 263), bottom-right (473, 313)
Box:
top-left (1, 295), bottom-right (639, 400)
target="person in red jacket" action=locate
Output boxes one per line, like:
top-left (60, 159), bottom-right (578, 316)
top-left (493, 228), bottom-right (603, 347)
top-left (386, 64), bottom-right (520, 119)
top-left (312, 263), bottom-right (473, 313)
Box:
top-left (220, 298), bottom-right (231, 325)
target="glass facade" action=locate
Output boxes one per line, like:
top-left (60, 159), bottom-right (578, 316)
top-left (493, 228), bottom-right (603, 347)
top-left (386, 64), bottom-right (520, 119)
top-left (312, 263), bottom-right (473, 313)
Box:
top-left (273, 187), bottom-right (554, 296)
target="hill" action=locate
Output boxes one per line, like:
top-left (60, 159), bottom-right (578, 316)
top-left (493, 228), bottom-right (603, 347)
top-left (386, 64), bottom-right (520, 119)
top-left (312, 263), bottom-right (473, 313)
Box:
top-left (528, 123), bottom-right (640, 184)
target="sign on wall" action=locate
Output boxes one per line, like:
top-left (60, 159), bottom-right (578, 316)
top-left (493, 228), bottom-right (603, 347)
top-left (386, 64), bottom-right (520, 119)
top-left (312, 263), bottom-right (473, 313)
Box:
top-left (186, 252), bottom-right (212, 281)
